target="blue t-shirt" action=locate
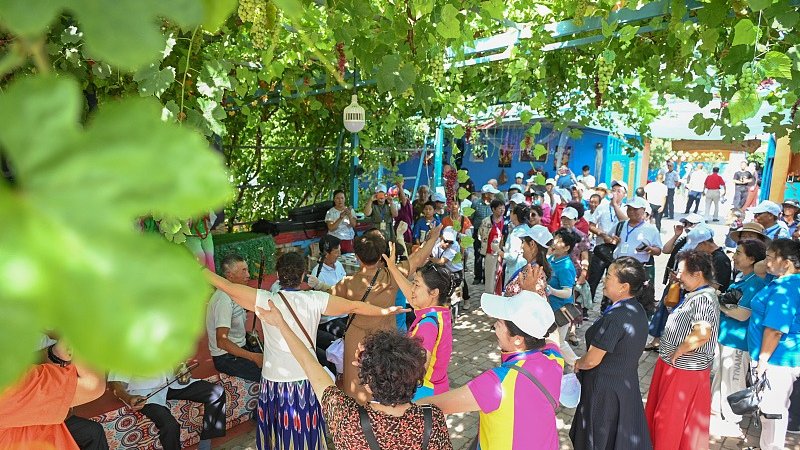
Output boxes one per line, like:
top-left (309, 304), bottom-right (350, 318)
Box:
top-left (413, 217), bottom-right (441, 242)
top-left (718, 273), bottom-right (767, 351)
top-left (746, 273), bottom-right (800, 367)
top-left (546, 255), bottom-right (576, 312)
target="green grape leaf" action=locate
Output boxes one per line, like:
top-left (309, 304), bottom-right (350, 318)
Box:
top-left (452, 221), bottom-right (461, 232)
top-left (727, 89), bottom-right (762, 124)
top-left (520, 110), bottom-right (533, 125)
top-left (791, 130), bottom-right (800, 154)
top-left (568, 128), bottom-right (583, 139)
top-left (199, 0), bottom-right (237, 31)
top-left (437, 4), bottom-right (461, 40)
top-left (396, 63), bottom-right (417, 94)
top-left (0, 75), bottom-right (231, 385)
top-left (459, 236), bottom-right (474, 248)
top-left (689, 113), bottom-right (715, 134)
top-left (534, 144), bottom-right (548, 159)
top-left (133, 64), bottom-right (176, 98)
top-left (197, 60), bottom-right (233, 101)
top-left (601, 49), bottom-right (616, 63)
top-left (458, 187), bottom-right (471, 200)
top-left (618, 25), bottom-right (640, 43)
top-left (759, 51), bottom-right (793, 79)
top-left (462, 207), bottom-right (475, 217)
top-left (748, 0), bottom-right (773, 11)
top-left (452, 252), bottom-right (463, 265)
top-left (732, 19), bottom-right (759, 47)
top-left (601, 20), bottom-right (618, 39)
top-left (376, 54), bottom-right (402, 93)
top-left (452, 124), bottom-right (465, 139)
top-left (457, 169), bottom-right (469, 183)
top-left (696, 0), bottom-right (728, 27)
top-left (535, 174), bottom-right (546, 185)
top-left (526, 121), bottom-right (542, 136)
top-left (197, 97), bottom-right (227, 136)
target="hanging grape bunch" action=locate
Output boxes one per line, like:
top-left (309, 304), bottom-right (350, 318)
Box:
top-left (594, 54), bottom-right (614, 108)
top-left (739, 62), bottom-right (757, 99)
top-left (573, 0), bottom-right (589, 27)
top-left (429, 55), bottom-right (445, 86)
top-left (238, 0), bottom-right (278, 49)
top-left (335, 42), bottom-right (346, 78)
top-left (444, 168), bottom-right (459, 214)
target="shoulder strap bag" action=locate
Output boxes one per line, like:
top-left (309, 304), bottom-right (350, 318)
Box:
top-left (357, 403), bottom-right (433, 450)
top-left (506, 364), bottom-right (558, 410)
top-left (277, 291), bottom-right (315, 349)
top-left (342, 268), bottom-right (382, 334)
top-left (592, 220), bottom-right (625, 266)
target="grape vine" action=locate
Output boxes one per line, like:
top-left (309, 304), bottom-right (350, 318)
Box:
top-left (238, 0), bottom-right (278, 49)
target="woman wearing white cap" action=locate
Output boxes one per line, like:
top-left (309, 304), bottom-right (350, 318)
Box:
top-left (419, 291), bottom-right (563, 450)
top-left (500, 204), bottom-right (531, 278)
top-left (571, 257), bottom-right (652, 449)
top-left (503, 225), bottom-right (553, 299)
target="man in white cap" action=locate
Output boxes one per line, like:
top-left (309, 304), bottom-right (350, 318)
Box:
top-left (420, 290), bottom-right (563, 450)
top-left (585, 180), bottom-right (629, 302)
top-left (515, 172), bottom-right (525, 186)
top-left (751, 200), bottom-right (791, 240)
top-left (488, 178), bottom-right (506, 203)
top-left (431, 192), bottom-right (447, 218)
top-left (470, 184), bottom-right (500, 284)
top-left (543, 178), bottom-right (558, 209)
top-left (682, 224), bottom-right (732, 292)
top-left (364, 183), bottom-right (399, 241)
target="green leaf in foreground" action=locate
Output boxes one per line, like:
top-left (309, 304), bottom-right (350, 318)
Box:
top-left (727, 89), bottom-right (761, 124)
top-left (0, 75), bottom-right (232, 386)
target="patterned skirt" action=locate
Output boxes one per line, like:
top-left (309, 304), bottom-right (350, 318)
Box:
top-left (256, 378), bottom-right (327, 450)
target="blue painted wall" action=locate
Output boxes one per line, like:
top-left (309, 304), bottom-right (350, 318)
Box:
top-left (394, 123), bottom-right (615, 192)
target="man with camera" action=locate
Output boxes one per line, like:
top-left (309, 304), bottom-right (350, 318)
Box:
top-left (206, 253), bottom-right (263, 382)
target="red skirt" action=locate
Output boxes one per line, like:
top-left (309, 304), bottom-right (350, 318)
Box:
top-left (645, 358), bottom-right (711, 450)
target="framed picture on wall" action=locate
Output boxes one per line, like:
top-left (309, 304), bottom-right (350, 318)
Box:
top-left (520, 142), bottom-right (548, 162)
top-left (553, 145), bottom-right (572, 170)
top-left (498, 148), bottom-right (513, 167)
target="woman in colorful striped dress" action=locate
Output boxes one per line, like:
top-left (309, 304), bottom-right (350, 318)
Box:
top-left (204, 253), bottom-right (408, 450)
top-left (383, 243), bottom-right (455, 400)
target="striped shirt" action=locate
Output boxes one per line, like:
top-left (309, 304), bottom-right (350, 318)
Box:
top-left (659, 286), bottom-right (720, 370)
top-left (471, 199), bottom-right (493, 229)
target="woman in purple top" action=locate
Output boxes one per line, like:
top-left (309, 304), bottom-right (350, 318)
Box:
top-left (391, 185), bottom-right (414, 244)
top-left (383, 243), bottom-right (455, 400)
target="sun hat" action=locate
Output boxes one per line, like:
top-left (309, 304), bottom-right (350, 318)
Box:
top-left (625, 197), bottom-right (648, 210)
top-left (515, 172), bottom-right (524, 179)
top-left (681, 213), bottom-right (706, 225)
top-left (521, 225), bottom-right (553, 248)
top-left (432, 192), bottom-right (447, 203)
top-left (545, 178), bottom-right (556, 186)
top-left (729, 222), bottom-right (770, 244)
top-left (375, 184), bottom-right (387, 193)
top-left (611, 179), bottom-right (628, 191)
top-left (509, 183), bottom-right (524, 192)
top-left (481, 184), bottom-right (500, 194)
top-left (481, 290), bottom-right (555, 339)
top-left (441, 226), bottom-right (457, 242)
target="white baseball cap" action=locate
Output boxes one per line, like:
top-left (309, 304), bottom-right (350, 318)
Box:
top-left (625, 197), bottom-right (648, 210)
top-left (545, 178), bottom-right (556, 186)
top-left (432, 192), bottom-right (447, 203)
top-left (509, 183), bottom-right (524, 192)
top-left (611, 179), bottom-right (628, 191)
top-left (561, 206), bottom-right (579, 220)
top-left (375, 184), bottom-right (387, 193)
top-left (441, 226), bottom-right (456, 242)
top-left (683, 213), bottom-right (705, 224)
top-left (750, 200), bottom-right (782, 217)
top-left (481, 290), bottom-right (556, 339)
top-left (510, 193), bottom-right (526, 205)
top-left (481, 184), bottom-right (500, 194)
top-left (595, 182), bottom-right (609, 192)
top-left (521, 225), bottom-right (553, 248)
top-left (683, 224), bottom-right (715, 251)
top-left (515, 172), bottom-right (524, 179)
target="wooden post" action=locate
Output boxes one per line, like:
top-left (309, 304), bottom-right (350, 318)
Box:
top-left (769, 134), bottom-right (792, 202)
top-left (641, 139), bottom-right (651, 185)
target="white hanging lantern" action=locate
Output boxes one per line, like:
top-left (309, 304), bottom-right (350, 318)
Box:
top-left (343, 94), bottom-right (365, 133)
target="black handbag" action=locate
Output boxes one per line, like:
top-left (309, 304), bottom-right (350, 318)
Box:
top-left (727, 373), bottom-right (769, 415)
top-left (358, 404), bottom-right (432, 450)
top-left (592, 221), bottom-right (625, 266)
top-left (555, 303), bottom-right (583, 327)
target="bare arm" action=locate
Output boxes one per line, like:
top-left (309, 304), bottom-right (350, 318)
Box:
top-left (720, 306), bottom-right (752, 321)
top-left (72, 361), bottom-right (106, 407)
top-left (668, 321), bottom-right (713, 365)
top-left (204, 269), bottom-right (257, 311)
top-left (216, 328), bottom-right (262, 367)
top-left (575, 345), bottom-right (608, 371)
top-left (756, 327), bottom-right (783, 376)
top-left (382, 243), bottom-right (414, 301)
top-left (417, 384), bottom-right (480, 414)
top-left (363, 198), bottom-right (374, 217)
top-left (256, 301), bottom-right (333, 399)
top-left (408, 224), bottom-right (443, 272)
top-left (548, 285), bottom-right (572, 299)
top-left (323, 294), bottom-right (407, 317)
top-left (390, 201), bottom-right (399, 218)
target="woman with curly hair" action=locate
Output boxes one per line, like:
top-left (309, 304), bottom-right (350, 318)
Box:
top-left (255, 300), bottom-right (453, 450)
top-left (383, 242), bottom-right (455, 400)
top-left (203, 253), bottom-right (408, 450)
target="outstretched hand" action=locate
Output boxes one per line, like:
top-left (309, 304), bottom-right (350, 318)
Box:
top-left (382, 242), bottom-right (398, 269)
top-left (382, 305), bottom-right (412, 316)
top-left (396, 220), bottom-right (409, 238)
top-left (427, 223), bottom-right (444, 242)
top-left (255, 299), bottom-right (286, 327)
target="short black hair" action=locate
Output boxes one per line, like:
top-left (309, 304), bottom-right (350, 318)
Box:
top-left (424, 200), bottom-right (437, 209)
top-left (554, 228), bottom-right (580, 253)
top-left (504, 320), bottom-right (556, 350)
top-left (677, 249), bottom-right (716, 285)
top-left (530, 204), bottom-right (544, 219)
top-left (220, 253), bottom-right (245, 276)
top-left (713, 167), bottom-right (720, 173)
top-left (566, 201), bottom-right (585, 220)
top-left (582, 165), bottom-right (590, 172)
top-left (769, 238), bottom-right (800, 269)
top-left (358, 331), bottom-right (428, 406)
top-left (590, 193), bottom-right (602, 202)
top-left (738, 239), bottom-right (767, 264)
top-left (490, 199), bottom-right (505, 210)
top-left (333, 189), bottom-right (345, 198)
top-left (276, 252), bottom-right (306, 288)
top-left (354, 232), bottom-right (386, 265)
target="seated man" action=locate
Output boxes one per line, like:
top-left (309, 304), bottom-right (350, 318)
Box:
top-left (108, 371), bottom-right (226, 450)
top-left (207, 253), bottom-right (263, 382)
top-left (1, 341), bottom-right (106, 450)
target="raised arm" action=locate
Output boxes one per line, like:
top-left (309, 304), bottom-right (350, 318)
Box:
top-left (381, 242), bottom-right (414, 301)
top-left (256, 300), bottom-right (333, 398)
top-left (203, 268), bottom-right (257, 311)
top-left (409, 223), bottom-right (443, 272)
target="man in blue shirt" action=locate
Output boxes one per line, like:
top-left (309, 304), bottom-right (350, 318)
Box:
top-left (555, 164), bottom-right (577, 189)
top-left (751, 200), bottom-right (791, 240)
top-left (662, 161), bottom-right (681, 219)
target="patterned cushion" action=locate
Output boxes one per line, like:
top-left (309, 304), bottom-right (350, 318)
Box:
top-left (91, 373), bottom-right (259, 450)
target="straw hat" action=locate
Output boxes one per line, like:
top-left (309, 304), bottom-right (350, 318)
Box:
top-left (729, 222), bottom-right (770, 244)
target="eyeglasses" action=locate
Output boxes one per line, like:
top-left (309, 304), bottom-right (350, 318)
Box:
top-left (442, 240), bottom-right (454, 244)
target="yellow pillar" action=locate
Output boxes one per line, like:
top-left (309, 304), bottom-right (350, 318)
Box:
top-left (640, 140), bottom-right (651, 185)
top-left (769, 134), bottom-right (792, 202)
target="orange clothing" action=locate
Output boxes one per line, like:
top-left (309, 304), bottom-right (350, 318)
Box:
top-left (0, 364), bottom-right (79, 450)
top-left (441, 215), bottom-right (473, 234)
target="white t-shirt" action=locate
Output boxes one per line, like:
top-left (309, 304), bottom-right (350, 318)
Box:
top-left (432, 240), bottom-right (463, 272)
top-left (590, 199), bottom-right (621, 246)
top-left (688, 171), bottom-right (707, 192)
top-left (643, 181), bottom-right (668, 207)
top-left (576, 175), bottom-right (596, 200)
top-left (312, 260), bottom-right (347, 287)
top-left (325, 207), bottom-right (355, 240)
top-left (612, 220), bottom-right (663, 263)
top-left (207, 289), bottom-right (248, 357)
top-left (255, 289), bottom-right (330, 382)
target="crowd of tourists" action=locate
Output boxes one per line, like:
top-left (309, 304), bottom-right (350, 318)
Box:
top-left (6, 159), bottom-right (800, 450)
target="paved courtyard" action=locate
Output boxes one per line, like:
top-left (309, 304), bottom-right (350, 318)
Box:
top-left (219, 199), bottom-right (800, 450)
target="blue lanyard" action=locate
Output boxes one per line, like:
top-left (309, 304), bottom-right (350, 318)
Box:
top-left (624, 221), bottom-right (644, 242)
top-left (609, 204), bottom-right (617, 223)
top-left (377, 203), bottom-right (386, 222)
top-left (602, 298), bottom-right (632, 315)
top-left (675, 285), bottom-right (710, 310)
